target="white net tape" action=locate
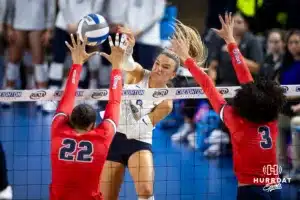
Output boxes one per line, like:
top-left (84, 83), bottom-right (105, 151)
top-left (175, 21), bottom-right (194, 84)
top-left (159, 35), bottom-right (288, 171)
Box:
top-left (0, 85), bottom-right (298, 102)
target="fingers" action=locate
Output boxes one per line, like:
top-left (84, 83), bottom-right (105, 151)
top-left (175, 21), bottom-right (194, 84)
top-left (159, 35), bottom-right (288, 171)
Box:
top-left (219, 15), bottom-right (226, 27)
top-left (119, 34), bottom-right (127, 49)
top-left (108, 35), bottom-right (114, 47)
top-left (77, 33), bottom-right (80, 46)
top-left (115, 33), bottom-right (120, 47)
top-left (82, 36), bottom-right (88, 47)
top-left (71, 34), bottom-right (76, 48)
top-left (65, 41), bottom-right (73, 51)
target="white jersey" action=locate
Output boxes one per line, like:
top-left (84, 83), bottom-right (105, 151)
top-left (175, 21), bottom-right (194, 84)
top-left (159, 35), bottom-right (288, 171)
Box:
top-left (117, 70), bottom-right (164, 144)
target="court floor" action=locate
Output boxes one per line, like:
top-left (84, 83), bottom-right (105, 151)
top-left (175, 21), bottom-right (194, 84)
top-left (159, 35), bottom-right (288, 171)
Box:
top-left (0, 103), bottom-right (299, 200)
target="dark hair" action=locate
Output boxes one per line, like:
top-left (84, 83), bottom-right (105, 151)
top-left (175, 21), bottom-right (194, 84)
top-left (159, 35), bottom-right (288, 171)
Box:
top-left (232, 78), bottom-right (286, 124)
top-left (70, 104), bottom-right (96, 130)
top-left (281, 29), bottom-right (300, 69)
top-left (160, 49), bottom-right (180, 72)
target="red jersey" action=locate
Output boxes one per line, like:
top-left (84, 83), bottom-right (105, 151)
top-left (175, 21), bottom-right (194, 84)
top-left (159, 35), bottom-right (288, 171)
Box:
top-left (50, 64), bottom-right (122, 200)
top-left (185, 43), bottom-right (279, 185)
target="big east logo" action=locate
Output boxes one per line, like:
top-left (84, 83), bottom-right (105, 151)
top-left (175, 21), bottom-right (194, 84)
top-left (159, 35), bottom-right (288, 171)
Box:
top-left (281, 86), bottom-right (289, 93)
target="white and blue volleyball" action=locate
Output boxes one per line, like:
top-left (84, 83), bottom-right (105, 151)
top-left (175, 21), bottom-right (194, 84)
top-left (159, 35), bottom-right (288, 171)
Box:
top-left (77, 14), bottom-right (109, 46)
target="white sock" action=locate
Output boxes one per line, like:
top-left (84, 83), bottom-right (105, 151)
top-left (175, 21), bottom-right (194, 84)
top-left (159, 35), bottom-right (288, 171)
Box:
top-left (49, 62), bottom-right (64, 81)
top-left (34, 63), bottom-right (48, 82)
top-left (138, 196), bottom-right (154, 200)
top-left (6, 62), bottom-right (20, 81)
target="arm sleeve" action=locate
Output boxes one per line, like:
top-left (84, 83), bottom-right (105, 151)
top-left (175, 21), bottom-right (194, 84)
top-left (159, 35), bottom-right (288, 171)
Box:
top-left (0, 0), bottom-right (7, 23)
top-left (55, 64), bottom-right (82, 116)
top-left (139, 0), bottom-right (166, 33)
top-left (96, 69), bottom-right (123, 134)
top-left (184, 58), bottom-right (226, 113)
top-left (228, 43), bottom-right (254, 84)
top-left (45, 0), bottom-right (56, 29)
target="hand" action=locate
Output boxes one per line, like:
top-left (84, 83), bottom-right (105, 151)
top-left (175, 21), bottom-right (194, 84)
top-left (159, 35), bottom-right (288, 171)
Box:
top-left (117, 26), bottom-right (135, 49)
top-left (41, 29), bottom-right (52, 46)
top-left (99, 33), bottom-right (129, 69)
top-left (65, 34), bottom-right (98, 65)
top-left (291, 104), bottom-right (300, 113)
top-left (67, 23), bottom-right (78, 34)
top-left (170, 38), bottom-right (190, 64)
top-left (211, 12), bottom-right (235, 44)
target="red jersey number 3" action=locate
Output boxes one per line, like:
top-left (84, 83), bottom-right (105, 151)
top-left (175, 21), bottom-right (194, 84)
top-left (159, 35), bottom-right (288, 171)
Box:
top-left (58, 138), bottom-right (94, 162)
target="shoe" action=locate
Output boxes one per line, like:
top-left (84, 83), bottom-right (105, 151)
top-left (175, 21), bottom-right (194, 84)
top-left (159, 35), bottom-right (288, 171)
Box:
top-left (171, 123), bottom-right (193, 142)
top-left (187, 132), bottom-right (199, 149)
top-left (0, 185), bottom-right (12, 199)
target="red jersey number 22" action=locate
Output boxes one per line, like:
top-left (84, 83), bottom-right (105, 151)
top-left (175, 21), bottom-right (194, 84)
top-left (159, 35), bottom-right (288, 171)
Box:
top-left (59, 138), bottom-right (94, 162)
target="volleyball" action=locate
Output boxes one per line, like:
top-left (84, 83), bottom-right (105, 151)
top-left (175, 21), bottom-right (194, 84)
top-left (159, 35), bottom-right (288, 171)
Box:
top-left (77, 14), bottom-right (109, 46)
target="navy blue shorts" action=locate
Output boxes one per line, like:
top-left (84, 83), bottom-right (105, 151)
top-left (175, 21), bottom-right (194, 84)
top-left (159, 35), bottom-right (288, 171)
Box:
top-left (106, 132), bottom-right (152, 166)
top-left (237, 185), bottom-right (281, 200)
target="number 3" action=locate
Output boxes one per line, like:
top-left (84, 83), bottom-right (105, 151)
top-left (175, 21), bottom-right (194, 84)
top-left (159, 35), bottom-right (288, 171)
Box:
top-left (59, 139), bottom-right (94, 162)
top-left (258, 126), bottom-right (272, 149)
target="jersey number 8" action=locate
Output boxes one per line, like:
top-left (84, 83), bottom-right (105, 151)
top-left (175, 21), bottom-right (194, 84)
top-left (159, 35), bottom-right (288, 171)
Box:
top-left (59, 139), bottom-right (94, 162)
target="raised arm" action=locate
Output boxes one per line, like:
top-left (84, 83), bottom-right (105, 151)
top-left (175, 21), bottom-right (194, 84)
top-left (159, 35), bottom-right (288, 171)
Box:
top-left (53, 35), bottom-right (98, 120)
top-left (184, 58), bottom-right (226, 113)
top-left (228, 42), bottom-right (253, 84)
top-left (212, 13), bottom-right (253, 84)
top-left (97, 34), bottom-right (128, 139)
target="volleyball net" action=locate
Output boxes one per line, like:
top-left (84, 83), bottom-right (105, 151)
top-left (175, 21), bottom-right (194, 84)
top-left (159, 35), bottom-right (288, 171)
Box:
top-left (0, 85), bottom-right (299, 200)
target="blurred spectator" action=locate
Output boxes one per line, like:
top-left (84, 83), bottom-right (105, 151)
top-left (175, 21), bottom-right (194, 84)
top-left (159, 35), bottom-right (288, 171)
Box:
top-left (0, 0), bottom-right (7, 88)
top-left (208, 12), bottom-right (263, 86)
top-left (2, 0), bottom-right (56, 107)
top-left (277, 30), bottom-right (300, 181)
top-left (126, 0), bottom-right (166, 70)
top-left (43, 0), bottom-right (105, 112)
top-left (100, 0), bottom-right (127, 89)
top-left (259, 29), bottom-right (285, 80)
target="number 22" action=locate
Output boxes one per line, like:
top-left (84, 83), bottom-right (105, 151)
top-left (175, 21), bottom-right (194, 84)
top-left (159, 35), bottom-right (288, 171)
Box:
top-left (59, 139), bottom-right (94, 162)
top-left (258, 126), bottom-right (272, 149)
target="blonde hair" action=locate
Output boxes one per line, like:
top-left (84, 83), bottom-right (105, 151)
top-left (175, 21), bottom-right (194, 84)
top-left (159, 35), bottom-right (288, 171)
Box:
top-left (172, 20), bottom-right (208, 66)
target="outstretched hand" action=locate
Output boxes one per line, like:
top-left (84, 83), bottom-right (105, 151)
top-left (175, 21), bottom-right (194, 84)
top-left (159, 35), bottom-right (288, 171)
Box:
top-left (211, 12), bottom-right (235, 44)
top-left (100, 33), bottom-right (129, 69)
top-left (65, 34), bottom-right (98, 65)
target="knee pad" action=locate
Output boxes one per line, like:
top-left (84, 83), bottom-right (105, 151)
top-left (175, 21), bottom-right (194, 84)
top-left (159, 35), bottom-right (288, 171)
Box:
top-left (291, 116), bottom-right (300, 133)
top-left (49, 62), bottom-right (64, 81)
top-left (88, 54), bottom-right (101, 71)
top-left (6, 62), bottom-right (20, 81)
top-left (34, 63), bottom-right (48, 82)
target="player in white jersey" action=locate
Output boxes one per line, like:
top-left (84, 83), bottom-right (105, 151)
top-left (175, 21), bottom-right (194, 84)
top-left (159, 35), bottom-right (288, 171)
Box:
top-left (3, 0), bottom-right (56, 106)
top-left (99, 25), bottom-right (206, 200)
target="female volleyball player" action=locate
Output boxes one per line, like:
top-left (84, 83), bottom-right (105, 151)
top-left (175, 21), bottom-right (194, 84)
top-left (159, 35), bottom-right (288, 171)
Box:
top-left (99, 28), bottom-right (206, 200)
top-left (50, 34), bottom-right (126, 200)
top-left (171, 13), bottom-right (286, 200)
top-left (4, 0), bottom-right (55, 106)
